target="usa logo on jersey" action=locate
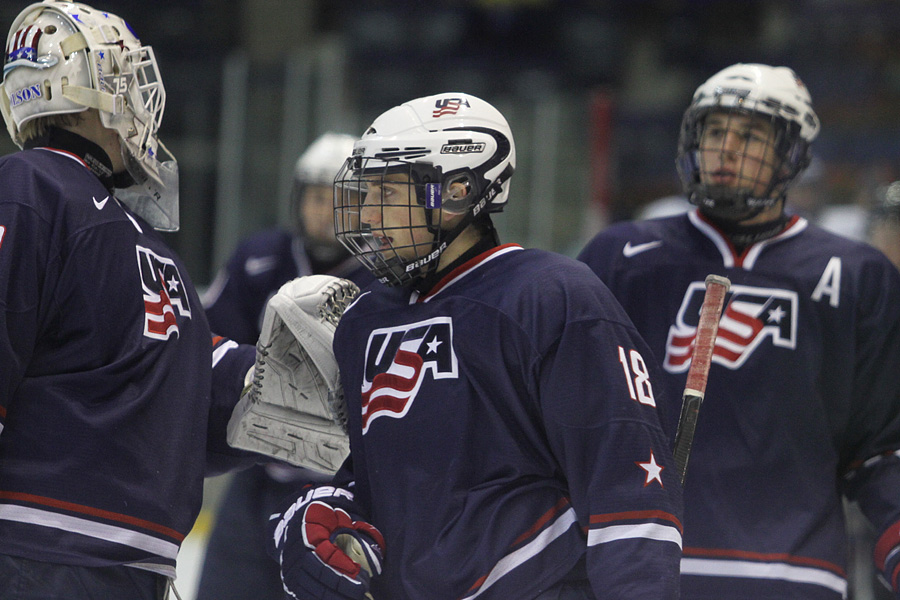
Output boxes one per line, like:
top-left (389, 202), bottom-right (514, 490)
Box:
top-left (664, 281), bottom-right (797, 371)
top-left (137, 245), bottom-right (192, 340)
top-left (360, 316), bottom-right (457, 433)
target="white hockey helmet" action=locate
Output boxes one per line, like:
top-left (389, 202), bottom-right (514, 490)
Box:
top-left (334, 92), bottom-right (516, 286)
top-left (290, 132), bottom-right (356, 257)
top-left (294, 132), bottom-right (357, 187)
top-left (676, 63), bottom-right (820, 221)
top-left (1, 1), bottom-right (179, 231)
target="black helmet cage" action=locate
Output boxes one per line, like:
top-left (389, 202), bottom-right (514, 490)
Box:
top-left (334, 156), bottom-right (487, 287)
top-left (676, 99), bottom-right (812, 220)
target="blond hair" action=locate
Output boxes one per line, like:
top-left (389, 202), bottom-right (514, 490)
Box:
top-left (18, 112), bottom-right (85, 143)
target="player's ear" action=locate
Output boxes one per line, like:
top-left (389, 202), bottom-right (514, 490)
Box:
top-left (439, 179), bottom-right (472, 218)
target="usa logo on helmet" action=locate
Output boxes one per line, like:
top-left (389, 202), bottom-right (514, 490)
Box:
top-left (432, 97), bottom-right (470, 118)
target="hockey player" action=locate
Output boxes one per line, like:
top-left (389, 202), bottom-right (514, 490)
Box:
top-left (0, 2), bottom-right (258, 597)
top-left (267, 93), bottom-right (684, 599)
top-left (197, 132), bottom-right (373, 600)
top-left (578, 63), bottom-right (900, 599)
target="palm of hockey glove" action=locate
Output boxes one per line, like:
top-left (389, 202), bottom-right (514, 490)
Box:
top-left (274, 495), bottom-right (384, 600)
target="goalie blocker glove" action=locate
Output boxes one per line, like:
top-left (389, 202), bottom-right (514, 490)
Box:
top-left (226, 275), bottom-right (360, 474)
top-left (270, 485), bottom-right (385, 600)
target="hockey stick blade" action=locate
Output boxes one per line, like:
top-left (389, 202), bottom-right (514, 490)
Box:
top-left (673, 274), bottom-right (731, 486)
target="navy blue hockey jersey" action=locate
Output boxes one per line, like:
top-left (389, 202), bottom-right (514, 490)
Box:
top-left (578, 209), bottom-right (900, 599)
top-left (0, 147), bottom-right (255, 577)
top-left (333, 244), bottom-right (684, 599)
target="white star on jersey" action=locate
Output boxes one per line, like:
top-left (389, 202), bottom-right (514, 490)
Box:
top-left (637, 451), bottom-right (664, 487)
top-left (767, 304), bottom-right (786, 323)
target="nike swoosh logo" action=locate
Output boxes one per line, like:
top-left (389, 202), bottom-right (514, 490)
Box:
top-left (93, 195), bottom-right (109, 210)
top-left (245, 256), bottom-right (277, 276)
top-left (623, 240), bottom-right (663, 257)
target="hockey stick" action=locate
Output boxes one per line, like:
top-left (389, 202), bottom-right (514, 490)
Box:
top-left (673, 274), bottom-right (731, 486)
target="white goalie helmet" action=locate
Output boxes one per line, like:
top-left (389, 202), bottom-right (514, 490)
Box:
top-left (1, 0), bottom-right (179, 231)
top-left (334, 92), bottom-right (516, 286)
top-left (676, 63), bottom-right (820, 221)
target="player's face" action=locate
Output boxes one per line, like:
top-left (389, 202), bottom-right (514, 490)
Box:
top-left (300, 185), bottom-right (337, 243)
top-left (698, 112), bottom-right (779, 199)
top-left (360, 173), bottom-right (433, 261)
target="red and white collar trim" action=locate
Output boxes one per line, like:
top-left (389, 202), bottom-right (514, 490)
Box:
top-left (412, 243), bottom-right (523, 304)
top-left (688, 209), bottom-right (807, 270)
top-left (36, 146), bottom-right (90, 168)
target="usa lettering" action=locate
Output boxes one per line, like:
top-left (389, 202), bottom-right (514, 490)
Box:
top-left (361, 317), bottom-right (458, 432)
top-left (664, 281), bottom-right (798, 372)
top-left (136, 245), bottom-right (191, 340)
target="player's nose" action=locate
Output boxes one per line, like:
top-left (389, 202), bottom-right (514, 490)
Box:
top-left (360, 203), bottom-right (380, 226)
top-left (719, 131), bottom-right (744, 158)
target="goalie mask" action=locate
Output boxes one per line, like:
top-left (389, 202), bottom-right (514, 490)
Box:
top-left (1, 0), bottom-right (179, 231)
top-left (334, 92), bottom-right (515, 287)
top-left (676, 63), bottom-right (820, 222)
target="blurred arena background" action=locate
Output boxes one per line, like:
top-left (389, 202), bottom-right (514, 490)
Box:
top-left (4, 0), bottom-right (898, 285)
top-left (2, 1), bottom-right (897, 598)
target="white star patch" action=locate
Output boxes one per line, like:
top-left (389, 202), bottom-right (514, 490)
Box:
top-left (167, 275), bottom-right (181, 293)
top-left (636, 451), bottom-right (664, 487)
top-left (767, 305), bottom-right (786, 324)
top-left (426, 338), bottom-right (442, 354)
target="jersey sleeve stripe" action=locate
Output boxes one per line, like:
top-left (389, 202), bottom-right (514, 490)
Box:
top-left (0, 503), bottom-right (180, 560)
top-left (681, 557), bottom-right (847, 596)
top-left (684, 546), bottom-right (845, 575)
top-left (211, 339), bottom-right (239, 368)
top-left (0, 490), bottom-right (185, 541)
top-left (874, 518), bottom-right (900, 575)
top-left (587, 522), bottom-right (683, 549)
top-left (461, 506), bottom-right (578, 600)
top-left (511, 496), bottom-right (571, 547)
top-left (590, 509), bottom-right (683, 533)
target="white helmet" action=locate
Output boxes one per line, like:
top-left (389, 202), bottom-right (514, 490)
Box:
top-left (290, 132), bottom-right (356, 260)
top-left (334, 92), bottom-right (515, 286)
top-left (294, 132), bottom-right (357, 187)
top-left (676, 63), bottom-right (820, 221)
top-left (1, 1), bottom-right (179, 231)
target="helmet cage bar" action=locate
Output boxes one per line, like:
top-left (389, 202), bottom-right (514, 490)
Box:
top-left (124, 44), bottom-right (164, 160)
top-left (334, 157), bottom-right (450, 286)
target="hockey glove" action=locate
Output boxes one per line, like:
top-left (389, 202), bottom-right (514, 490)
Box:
top-left (226, 275), bottom-right (359, 474)
top-left (271, 486), bottom-right (385, 600)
